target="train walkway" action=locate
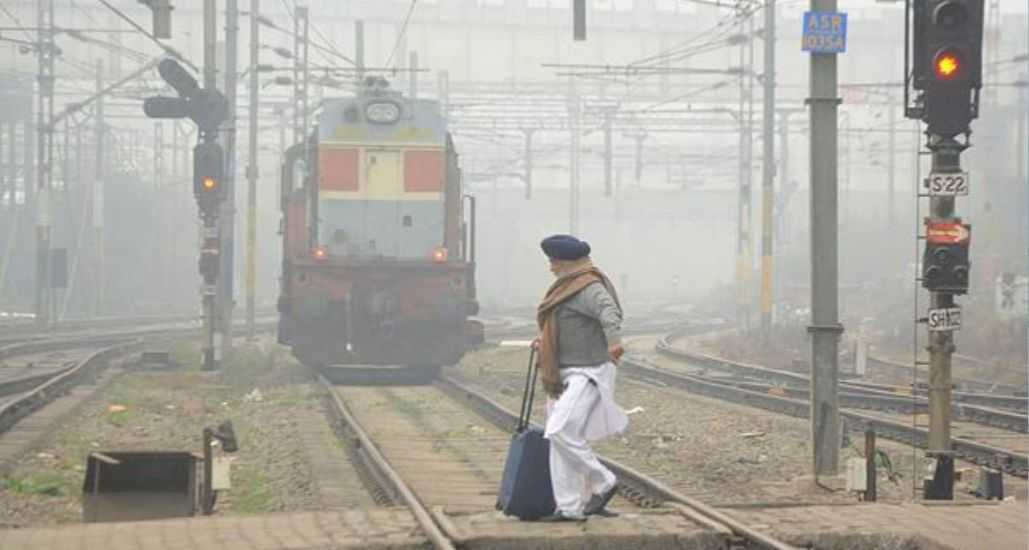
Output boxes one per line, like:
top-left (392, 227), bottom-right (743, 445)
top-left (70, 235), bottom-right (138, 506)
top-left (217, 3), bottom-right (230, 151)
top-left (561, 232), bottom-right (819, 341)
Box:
top-left (721, 499), bottom-right (1028, 549)
top-left (1, 499), bottom-right (1023, 549)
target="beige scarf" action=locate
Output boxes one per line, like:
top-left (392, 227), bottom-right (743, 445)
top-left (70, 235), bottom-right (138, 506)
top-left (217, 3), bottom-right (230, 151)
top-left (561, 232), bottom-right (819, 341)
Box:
top-left (536, 259), bottom-right (621, 398)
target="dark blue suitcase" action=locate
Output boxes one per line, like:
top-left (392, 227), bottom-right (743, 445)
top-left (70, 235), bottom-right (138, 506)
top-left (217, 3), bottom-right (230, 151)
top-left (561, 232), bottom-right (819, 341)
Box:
top-left (496, 349), bottom-right (556, 520)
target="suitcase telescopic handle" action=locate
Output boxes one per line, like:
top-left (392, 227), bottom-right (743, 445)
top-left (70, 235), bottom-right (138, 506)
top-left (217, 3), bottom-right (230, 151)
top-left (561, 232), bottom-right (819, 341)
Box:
top-left (517, 347), bottom-right (538, 432)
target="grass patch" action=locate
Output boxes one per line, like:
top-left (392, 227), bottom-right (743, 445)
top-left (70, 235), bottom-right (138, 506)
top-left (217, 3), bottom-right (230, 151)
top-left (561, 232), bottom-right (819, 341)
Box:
top-left (2, 474), bottom-right (66, 497)
top-left (229, 470), bottom-right (274, 514)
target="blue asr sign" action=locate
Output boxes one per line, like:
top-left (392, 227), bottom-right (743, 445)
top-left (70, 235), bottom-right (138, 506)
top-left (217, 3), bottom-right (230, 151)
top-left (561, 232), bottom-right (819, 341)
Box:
top-left (802, 11), bottom-right (847, 54)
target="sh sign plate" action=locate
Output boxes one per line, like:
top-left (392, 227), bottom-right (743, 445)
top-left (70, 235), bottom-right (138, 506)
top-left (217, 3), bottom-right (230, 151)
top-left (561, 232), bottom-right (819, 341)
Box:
top-left (802, 12), bottom-right (848, 54)
top-left (927, 307), bottom-right (962, 332)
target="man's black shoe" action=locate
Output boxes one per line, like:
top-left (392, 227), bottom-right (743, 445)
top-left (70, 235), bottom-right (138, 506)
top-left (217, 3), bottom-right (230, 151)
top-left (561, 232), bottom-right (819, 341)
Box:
top-left (537, 511), bottom-right (587, 523)
top-left (583, 484), bottom-right (619, 516)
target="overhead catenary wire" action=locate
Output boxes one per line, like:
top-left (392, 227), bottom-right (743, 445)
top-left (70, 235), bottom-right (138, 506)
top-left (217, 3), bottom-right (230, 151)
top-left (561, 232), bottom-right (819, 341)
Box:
top-left (96, 0), bottom-right (197, 72)
top-left (385, 0), bottom-right (418, 70)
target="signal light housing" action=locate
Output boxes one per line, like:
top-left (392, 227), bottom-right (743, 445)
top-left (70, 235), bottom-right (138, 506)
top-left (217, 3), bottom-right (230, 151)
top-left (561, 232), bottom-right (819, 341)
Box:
top-left (194, 142), bottom-right (224, 222)
top-left (922, 221), bottom-right (971, 294)
top-left (909, 0), bottom-right (984, 137)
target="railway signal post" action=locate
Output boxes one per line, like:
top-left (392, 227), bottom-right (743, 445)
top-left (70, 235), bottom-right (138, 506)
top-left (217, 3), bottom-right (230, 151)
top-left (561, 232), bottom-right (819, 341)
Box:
top-left (906, 0), bottom-right (984, 500)
top-left (144, 57), bottom-right (228, 371)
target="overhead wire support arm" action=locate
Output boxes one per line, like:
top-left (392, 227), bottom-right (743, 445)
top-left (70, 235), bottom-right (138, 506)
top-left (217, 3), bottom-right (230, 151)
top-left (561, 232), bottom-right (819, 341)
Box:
top-left (97, 0), bottom-right (198, 73)
top-left (51, 58), bottom-right (163, 128)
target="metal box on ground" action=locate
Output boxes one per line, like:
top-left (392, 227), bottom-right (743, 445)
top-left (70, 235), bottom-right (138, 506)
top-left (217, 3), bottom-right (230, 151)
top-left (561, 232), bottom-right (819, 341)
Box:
top-left (82, 451), bottom-right (199, 522)
top-left (975, 467), bottom-right (1003, 500)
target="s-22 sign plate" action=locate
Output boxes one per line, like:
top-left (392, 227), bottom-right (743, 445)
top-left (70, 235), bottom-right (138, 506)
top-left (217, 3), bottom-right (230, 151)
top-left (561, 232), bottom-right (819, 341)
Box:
top-left (927, 172), bottom-right (970, 196)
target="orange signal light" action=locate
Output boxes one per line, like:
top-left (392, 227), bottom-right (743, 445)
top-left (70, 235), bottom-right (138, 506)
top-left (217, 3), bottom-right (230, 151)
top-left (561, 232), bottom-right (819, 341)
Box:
top-left (202, 176), bottom-right (217, 190)
top-left (934, 50), bottom-right (962, 80)
top-left (431, 247), bottom-right (448, 263)
top-left (312, 246), bottom-right (328, 260)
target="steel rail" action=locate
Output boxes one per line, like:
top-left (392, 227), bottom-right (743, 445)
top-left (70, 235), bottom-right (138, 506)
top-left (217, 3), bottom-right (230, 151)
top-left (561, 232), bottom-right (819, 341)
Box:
top-left (435, 374), bottom-right (800, 550)
top-left (656, 336), bottom-right (1028, 433)
top-left (843, 379), bottom-right (1028, 411)
top-left (621, 357), bottom-right (1028, 478)
top-left (713, 377), bottom-right (1028, 433)
top-left (316, 373), bottom-right (456, 550)
top-left (0, 339), bottom-right (142, 436)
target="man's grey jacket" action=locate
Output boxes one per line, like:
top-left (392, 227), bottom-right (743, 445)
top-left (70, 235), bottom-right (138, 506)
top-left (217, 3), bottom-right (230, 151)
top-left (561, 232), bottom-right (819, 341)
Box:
top-left (555, 282), bottom-right (622, 368)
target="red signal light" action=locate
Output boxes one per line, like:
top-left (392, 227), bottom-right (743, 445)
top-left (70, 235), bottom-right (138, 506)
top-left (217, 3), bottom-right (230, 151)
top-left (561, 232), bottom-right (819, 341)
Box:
top-left (312, 246), bottom-right (328, 261)
top-left (431, 247), bottom-right (448, 263)
top-left (934, 50), bottom-right (962, 80)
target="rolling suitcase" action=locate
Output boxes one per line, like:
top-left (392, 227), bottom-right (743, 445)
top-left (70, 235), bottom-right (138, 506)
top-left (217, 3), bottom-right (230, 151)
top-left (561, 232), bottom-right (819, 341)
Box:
top-left (496, 348), bottom-right (556, 520)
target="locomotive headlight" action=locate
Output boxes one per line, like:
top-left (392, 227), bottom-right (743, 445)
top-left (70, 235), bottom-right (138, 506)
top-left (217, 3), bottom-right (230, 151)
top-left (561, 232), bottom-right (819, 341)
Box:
top-left (431, 247), bottom-right (448, 263)
top-left (365, 101), bottom-right (401, 124)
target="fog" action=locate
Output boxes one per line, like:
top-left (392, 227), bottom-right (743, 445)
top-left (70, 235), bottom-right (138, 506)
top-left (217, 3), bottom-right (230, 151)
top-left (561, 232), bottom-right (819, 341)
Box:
top-left (0, 0), bottom-right (1025, 356)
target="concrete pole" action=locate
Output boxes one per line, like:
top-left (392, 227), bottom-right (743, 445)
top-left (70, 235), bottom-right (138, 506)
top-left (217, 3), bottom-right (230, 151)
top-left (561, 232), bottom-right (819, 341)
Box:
top-left (204, 0), bottom-right (216, 90)
top-left (220, 0), bottom-right (239, 355)
top-left (632, 133), bottom-right (645, 186)
top-left (760, 0), bottom-right (776, 341)
top-left (246, 0), bottom-right (259, 340)
top-left (807, 0), bottom-right (842, 478)
top-left (523, 129), bottom-right (534, 200)
top-left (887, 103), bottom-right (896, 237)
top-left (777, 112), bottom-right (790, 240)
top-left (36, 0), bottom-right (56, 328)
top-left (735, 14), bottom-right (752, 333)
top-left (568, 81), bottom-right (581, 236)
top-left (94, 60), bottom-right (105, 319)
top-left (203, 0), bottom-right (218, 369)
top-left (1017, 73), bottom-right (1027, 184)
top-left (355, 20), bottom-right (365, 83)
top-left (409, 51), bottom-right (419, 99)
top-left (603, 112), bottom-right (613, 197)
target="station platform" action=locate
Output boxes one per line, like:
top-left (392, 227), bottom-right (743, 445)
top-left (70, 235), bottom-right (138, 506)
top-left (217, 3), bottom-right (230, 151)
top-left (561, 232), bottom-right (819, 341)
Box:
top-left (1, 500), bottom-right (1023, 550)
top-left (0, 505), bottom-right (729, 550)
top-left (721, 499), bottom-right (1028, 550)
top-left (0, 509), bottom-right (426, 550)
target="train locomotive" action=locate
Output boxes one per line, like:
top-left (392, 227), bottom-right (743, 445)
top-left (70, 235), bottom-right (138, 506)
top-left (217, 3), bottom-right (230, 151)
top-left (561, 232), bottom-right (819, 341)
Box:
top-left (277, 77), bottom-right (482, 368)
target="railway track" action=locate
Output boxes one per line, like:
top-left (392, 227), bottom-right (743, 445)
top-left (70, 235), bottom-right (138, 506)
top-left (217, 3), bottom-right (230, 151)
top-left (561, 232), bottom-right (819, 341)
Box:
top-left (622, 353), bottom-right (1029, 479)
top-left (655, 334), bottom-right (1029, 433)
top-left (0, 338), bottom-right (142, 473)
top-left (316, 367), bottom-right (798, 550)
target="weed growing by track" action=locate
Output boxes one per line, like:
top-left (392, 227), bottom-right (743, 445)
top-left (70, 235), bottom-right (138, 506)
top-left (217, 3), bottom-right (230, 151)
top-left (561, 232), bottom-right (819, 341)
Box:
top-left (0, 338), bottom-right (326, 527)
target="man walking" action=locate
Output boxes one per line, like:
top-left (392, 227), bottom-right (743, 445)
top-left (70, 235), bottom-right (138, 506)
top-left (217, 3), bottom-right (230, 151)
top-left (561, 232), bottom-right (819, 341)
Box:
top-left (535, 234), bottom-right (628, 522)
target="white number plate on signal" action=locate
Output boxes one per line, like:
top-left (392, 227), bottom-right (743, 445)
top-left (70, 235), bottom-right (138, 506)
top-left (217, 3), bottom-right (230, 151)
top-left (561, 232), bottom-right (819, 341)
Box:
top-left (927, 307), bottom-right (962, 332)
top-left (927, 172), bottom-right (970, 196)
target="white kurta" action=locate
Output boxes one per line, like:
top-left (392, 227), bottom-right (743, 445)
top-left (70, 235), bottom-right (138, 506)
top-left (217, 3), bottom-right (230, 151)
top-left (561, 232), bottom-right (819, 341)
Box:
top-left (544, 362), bottom-right (628, 516)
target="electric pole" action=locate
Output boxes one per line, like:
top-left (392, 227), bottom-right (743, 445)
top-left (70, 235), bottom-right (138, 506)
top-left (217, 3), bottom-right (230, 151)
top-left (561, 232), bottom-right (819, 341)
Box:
top-left (806, 0), bottom-right (844, 478)
top-left (760, 0), bottom-right (776, 342)
top-left (293, 7), bottom-right (310, 145)
top-left (246, 0), bottom-right (260, 340)
top-left (220, 0), bottom-right (239, 355)
top-left (603, 111), bottom-right (613, 197)
top-left (36, 0), bottom-right (56, 328)
top-left (94, 60), bottom-right (105, 319)
top-left (887, 103), bottom-right (897, 237)
top-left (736, 10), bottom-right (754, 334)
top-left (568, 80), bottom-right (581, 236)
top-left (523, 128), bottom-right (534, 199)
